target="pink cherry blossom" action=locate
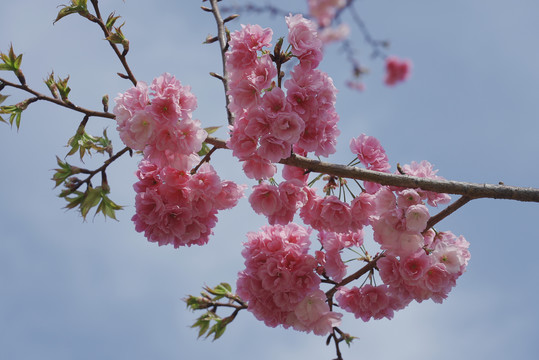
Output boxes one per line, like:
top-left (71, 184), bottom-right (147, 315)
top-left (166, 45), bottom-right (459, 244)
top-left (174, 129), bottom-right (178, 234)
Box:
top-left (385, 56), bottom-right (412, 86)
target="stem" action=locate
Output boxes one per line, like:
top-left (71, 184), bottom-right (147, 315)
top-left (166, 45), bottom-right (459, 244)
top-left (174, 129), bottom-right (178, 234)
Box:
top-left (209, 0), bottom-right (234, 125)
top-left (89, 0), bottom-right (137, 86)
top-left (326, 252), bottom-right (384, 300)
top-left (0, 78), bottom-right (114, 119)
top-left (425, 195), bottom-right (473, 231)
top-left (71, 146), bottom-right (130, 192)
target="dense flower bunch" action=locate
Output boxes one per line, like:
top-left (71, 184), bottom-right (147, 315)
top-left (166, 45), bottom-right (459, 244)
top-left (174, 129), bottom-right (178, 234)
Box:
top-left (385, 56), bottom-right (412, 86)
top-left (238, 126), bottom-right (469, 332)
top-left (226, 14), bottom-right (340, 180)
top-left (131, 161), bottom-right (244, 247)
top-left (114, 73), bottom-right (205, 170)
top-left (236, 223), bottom-right (342, 335)
top-left (377, 230), bottom-right (470, 305)
top-left (114, 74), bottom-right (244, 247)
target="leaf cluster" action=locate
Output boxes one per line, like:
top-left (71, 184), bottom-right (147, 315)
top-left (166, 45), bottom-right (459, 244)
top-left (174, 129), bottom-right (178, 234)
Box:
top-left (0, 44), bottom-right (26, 86)
top-left (67, 127), bottom-right (112, 160)
top-left (0, 95), bottom-right (24, 129)
top-left (185, 283), bottom-right (241, 341)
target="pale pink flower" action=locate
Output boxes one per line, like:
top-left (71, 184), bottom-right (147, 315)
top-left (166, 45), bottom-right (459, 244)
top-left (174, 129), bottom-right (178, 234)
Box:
top-left (113, 81), bottom-right (149, 126)
top-left (249, 182), bottom-right (282, 217)
top-left (286, 14), bottom-right (323, 70)
top-left (242, 155), bottom-right (277, 180)
top-left (118, 110), bottom-right (155, 150)
top-left (270, 111), bottom-right (305, 143)
top-left (289, 289), bottom-right (342, 335)
top-left (350, 133), bottom-right (390, 171)
top-left (401, 160), bottom-right (451, 206)
top-left (405, 204), bottom-right (430, 232)
top-left (399, 251), bottom-right (432, 284)
top-left (350, 191), bottom-right (377, 227)
top-left (336, 285), bottom-right (395, 322)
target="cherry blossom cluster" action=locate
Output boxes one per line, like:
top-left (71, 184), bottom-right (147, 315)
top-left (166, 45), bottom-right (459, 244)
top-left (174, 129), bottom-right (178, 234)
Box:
top-left (226, 14), bottom-right (340, 180)
top-left (236, 223), bottom-right (342, 335)
top-left (114, 73), bottom-right (205, 170)
top-left (131, 161), bottom-right (244, 248)
top-left (385, 56), bottom-right (412, 86)
top-left (114, 74), bottom-right (244, 247)
top-left (239, 126), bottom-right (470, 332)
top-left (336, 229), bottom-right (470, 322)
top-left (377, 230), bottom-right (470, 306)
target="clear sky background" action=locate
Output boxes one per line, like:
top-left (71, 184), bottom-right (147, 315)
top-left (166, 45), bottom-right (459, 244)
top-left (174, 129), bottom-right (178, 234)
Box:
top-left (1, 1), bottom-right (538, 359)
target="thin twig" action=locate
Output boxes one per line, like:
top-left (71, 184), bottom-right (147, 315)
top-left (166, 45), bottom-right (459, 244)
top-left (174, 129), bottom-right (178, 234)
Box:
top-left (89, 0), bottom-right (137, 86)
top-left (0, 77), bottom-right (114, 119)
top-left (209, 0), bottom-right (234, 125)
top-left (425, 195), bottom-right (473, 231)
top-left (70, 146), bottom-right (130, 192)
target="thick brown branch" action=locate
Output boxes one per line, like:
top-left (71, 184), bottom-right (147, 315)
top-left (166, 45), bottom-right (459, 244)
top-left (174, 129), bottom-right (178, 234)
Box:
top-left (204, 135), bottom-right (539, 203)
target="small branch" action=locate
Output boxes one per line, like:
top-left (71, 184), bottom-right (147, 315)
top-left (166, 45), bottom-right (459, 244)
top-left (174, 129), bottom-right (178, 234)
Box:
top-left (425, 195), bottom-right (473, 231)
top-left (208, 0), bottom-right (234, 125)
top-left (326, 252), bottom-right (384, 300)
top-left (203, 135), bottom-right (539, 203)
top-left (191, 146), bottom-right (218, 174)
top-left (0, 77), bottom-right (114, 119)
top-left (89, 0), bottom-right (137, 86)
top-left (70, 146), bottom-right (130, 192)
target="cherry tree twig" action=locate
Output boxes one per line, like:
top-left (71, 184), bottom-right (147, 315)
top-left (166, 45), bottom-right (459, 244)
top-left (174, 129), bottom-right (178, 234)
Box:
top-left (0, 77), bottom-right (114, 119)
top-left (208, 0), bottom-right (235, 126)
top-left (88, 0), bottom-right (138, 86)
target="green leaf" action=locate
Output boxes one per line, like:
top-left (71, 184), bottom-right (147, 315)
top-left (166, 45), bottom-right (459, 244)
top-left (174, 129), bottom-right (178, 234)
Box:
top-left (198, 143), bottom-right (210, 156)
top-left (54, 0), bottom-right (89, 24)
top-left (105, 23), bottom-right (127, 44)
top-left (63, 190), bottom-right (85, 210)
top-left (0, 104), bottom-right (23, 130)
top-left (206, 320), bottom-right (227, 341)
top-left (80, 186), bottom-right (101, 219)
top-left (204, 126), bottom-right (220, 135)
top-left (0, 44), bottom-right (22, 72)
top-left (52, 156), bottom-right (74, 188)
top-left (56, 75), bottom-right (71, 101)
top-left (95, 193), bottom-right (122, 220)
top-left (105, 12), bottom-right (121, 31)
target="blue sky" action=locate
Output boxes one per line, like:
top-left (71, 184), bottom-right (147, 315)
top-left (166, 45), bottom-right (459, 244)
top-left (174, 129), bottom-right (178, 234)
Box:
top-left (1, 1), bottom-right (538, 359)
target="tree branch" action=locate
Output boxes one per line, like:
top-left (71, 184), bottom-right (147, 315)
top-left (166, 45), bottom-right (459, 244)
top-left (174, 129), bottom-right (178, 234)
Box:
top-left (208, 0), bottom-right (234, 125)
top-left (89, 0), bottom-right (138, 86)
top-left (425, 195), bottom-right (473, 231)
top-left (204, 135), bottom-right (539, 203)
top-left (0, 77), bottom-right (115, 119)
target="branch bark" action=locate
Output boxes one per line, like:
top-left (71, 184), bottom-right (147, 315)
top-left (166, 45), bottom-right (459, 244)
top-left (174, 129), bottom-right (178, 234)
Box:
top-left (204, 135), bottom-right (539, 203)
top-left (209, 0), bottom-right (234, 126)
